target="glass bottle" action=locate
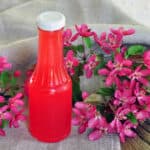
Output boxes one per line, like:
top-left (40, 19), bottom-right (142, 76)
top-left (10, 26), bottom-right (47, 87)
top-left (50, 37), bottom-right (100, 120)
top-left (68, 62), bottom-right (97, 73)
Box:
top-left (28, 11), bottom-right (72, 142)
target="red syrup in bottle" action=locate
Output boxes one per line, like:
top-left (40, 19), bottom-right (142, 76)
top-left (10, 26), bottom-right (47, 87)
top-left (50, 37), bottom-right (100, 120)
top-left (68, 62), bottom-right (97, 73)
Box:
top-left (28, 11), bottom-right (72, 142)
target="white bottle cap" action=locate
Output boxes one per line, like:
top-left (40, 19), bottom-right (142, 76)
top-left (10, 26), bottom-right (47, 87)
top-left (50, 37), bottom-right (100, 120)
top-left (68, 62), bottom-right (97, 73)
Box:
top-left (37, 11), bottom-right (65, 31)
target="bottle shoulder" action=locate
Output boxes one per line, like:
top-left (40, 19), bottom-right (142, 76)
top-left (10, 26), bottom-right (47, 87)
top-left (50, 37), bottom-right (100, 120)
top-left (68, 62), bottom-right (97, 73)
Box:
top-left (28, 66), bottom-right (72, 89)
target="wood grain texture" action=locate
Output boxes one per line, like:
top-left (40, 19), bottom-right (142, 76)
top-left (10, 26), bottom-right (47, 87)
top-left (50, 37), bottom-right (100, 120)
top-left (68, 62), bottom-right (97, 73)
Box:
top-left (122, 120), bottom-right (150, 150)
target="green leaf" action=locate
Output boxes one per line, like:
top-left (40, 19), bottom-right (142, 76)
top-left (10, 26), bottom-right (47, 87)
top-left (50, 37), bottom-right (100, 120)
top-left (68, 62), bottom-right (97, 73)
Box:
top-left (64, 45), bottom-right (84, 55)
top-left (11, 76), bottom-right (17, 86)
top-left (83, 37), bottom-right (92, 48)
top-left (1, 120), bottom-right (9, 128)
top-left (126, 112), bottom-right (137, 124)
top-left (97, 87), bottom-right (115, 97)
top-left (84, 93), bottom-right (104, 104)
top-left (125, 45), bottom-right (146, 58)
top-left (0, 71), bottom-right (10, 88)
top-left (72, 77), bottom-right (82, 104)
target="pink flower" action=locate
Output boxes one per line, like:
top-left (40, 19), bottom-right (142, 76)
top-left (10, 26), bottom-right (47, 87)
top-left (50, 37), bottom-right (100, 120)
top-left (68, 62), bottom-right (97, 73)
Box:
top-left (113, 88), bottom-right (136, 106)
top-left (82, 91), bottom-right (89, 100)
top-left (72, 24), bottom-right (94, 41)
top-left (129, 65), bottom-right (150, 89)
top-left (98, 53), bottom-right (132, 86)
top-left (63, 28), bottom-right (73, 46)
top-left (84, 54), bottom-right (99, 78)
top-left (72, 102), bottom-right (96, 134)
top-left (118, 121), bottom-right (137, 143)
top-left (94, 31), bottom-right (122, 54)
top-left (110, 27), bottom-right (135, 36)
top-left (134, 83), bottom-right (150, 105)
top-left (0, 96), bottom-right (4, 103)
top-left (0, 105), bottom-right (12, 125)
top-left (9, 110), bottom-right (26, 128)
top-left (88, 116), bottom-right (109, 141)
top-left (64, 50), bottom-right (79, 75)
top-left (0, 56), bottom-right (12, 72)
top-left (143, 50), bottom-right (150, 69)
top-left (13, 70), bottom-right (21, 77)
top-left (94, 27), bottom-right (135, 54)
top-left (136, 110), bottom-right (150, 121)
top-left (0, 129), bottom-right (5, 136)
top-left (109, 106), bottom-right (130, 133)
top-left (9, 93), bottom-right (24, 113)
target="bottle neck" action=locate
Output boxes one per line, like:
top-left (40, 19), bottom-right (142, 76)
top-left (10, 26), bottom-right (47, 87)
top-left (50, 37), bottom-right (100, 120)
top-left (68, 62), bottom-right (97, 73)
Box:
top-left (37, 28), bottom-right (64, 69)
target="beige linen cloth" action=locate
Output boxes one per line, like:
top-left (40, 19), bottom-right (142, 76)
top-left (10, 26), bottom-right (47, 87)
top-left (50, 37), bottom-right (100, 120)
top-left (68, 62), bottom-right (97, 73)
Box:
top-left (0, 0), bottom-right (149, 149)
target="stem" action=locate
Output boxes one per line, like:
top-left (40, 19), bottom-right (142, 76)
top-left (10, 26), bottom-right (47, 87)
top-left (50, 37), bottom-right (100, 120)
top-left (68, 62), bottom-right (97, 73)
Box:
top-left (108, 103), bottom-right (115, 113)
top-left (82, 37), bottom-right (87, 63)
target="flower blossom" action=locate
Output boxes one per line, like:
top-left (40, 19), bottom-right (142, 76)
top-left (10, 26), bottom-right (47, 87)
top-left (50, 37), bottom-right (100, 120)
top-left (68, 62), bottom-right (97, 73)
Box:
top-left (72, 102), bottom-right (96, 134)
top-left (63, 28), bottom-right (74, 46)
top-left (84, 54), bottom-right (99, 78)
top-left (9, 109), bottom-right (26, 128)
top-left (129, 65), bottom-right (150, 89)
top-left (134, 83), bottom-right (150, 105)
top-left (72, 24), bottom-right (94, 41)
top-left (98, 53), bottom-right (132, 86)
top-left (0, 105), bottom-right (12, 126)
top-left (113, 88), bottom-right (136, 106)
top-left (13, 70), bottom-right (21, 77)
top-left (118, 121), bottom-right (137, 143)
top-left (88, 116), bottom-right (109, 141)
top-left (9, 93), bottom-right (24, 113)
top-left (64, 50), bottom-right (79, 75)
top-left (82, 91), bottom-right (89, 100)
top-left (109, 106), bottom-right (130, 133)
top-left (94, 27), bottom-right (135, 54)
top-left (0, 56), bottom-right (12, 72)
top-left (143, 50), bottom-right (150, 69)
top-left (110, 27), bottom-right (135, 36)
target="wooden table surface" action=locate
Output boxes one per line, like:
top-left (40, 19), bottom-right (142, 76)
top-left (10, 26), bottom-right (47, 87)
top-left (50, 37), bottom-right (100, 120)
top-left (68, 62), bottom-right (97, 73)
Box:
top-left (122, 120), bottom-right (150, 150)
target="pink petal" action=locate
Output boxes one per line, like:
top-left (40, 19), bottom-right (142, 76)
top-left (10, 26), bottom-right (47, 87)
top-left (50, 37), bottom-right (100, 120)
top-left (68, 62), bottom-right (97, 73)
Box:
top-left (116, 119), bottom-right (123, 132)
top-left (88, 130), bottom-right (102, 141)
top-left (122, 28), bottom-right (135, 35)
top-left (107, 61), bottom-right (114, 69)
top-left (119, 68), bottom-right (131, 76)
top-left (15, 100), bottom-right (24, 106)
top-left (85, 70), bottom-right (93, 78)
top-left (123, 60), bottom-right (132, 67)
top-left (124, 129), bottom-right (136, 137)
top-left (72, 118), bottom-right (80, 125)
top-left (136, 111), bottom-right (149, 121)
top-left (88, 118), bottom-right (99, 128)
top-left (138, 77), bottom-right (149, 86)
top-left (3, 112), bottom-right (12, 120)
top-left (0, 96), bottom-right (4, 103)
top-left (78, 123), bottom-right (87, 134)
top-left (72, 108), bottom-right (82, 116)
top-left (71, 33), bottom-right (79, 41)
top-left (141, 69), bottom-right (150, 76)
top-left (105, 75), bottom-right (114, 86)
top-left (75, 102), bottom-right (87, 110)
top-left (0, 105), bottom-right (9, 112)
top-left (115, 90), bottom-right (121, 99)
top-left (100, 32), bottom-right (107, 41)
top-left (115, 53), bottom-right (123, 63)
top-left (14, 93), bottom-right (23, 99)
top-left (82, 91), bottom-right (89, 100)
top-left (98, 68), bottom-right (109, 76)
top-left (14, 70), bottom-right (21, 77)
top-left (119, 132), bottom-right (125, 143)
top-left (0, 129), bottom-right (5, 136)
